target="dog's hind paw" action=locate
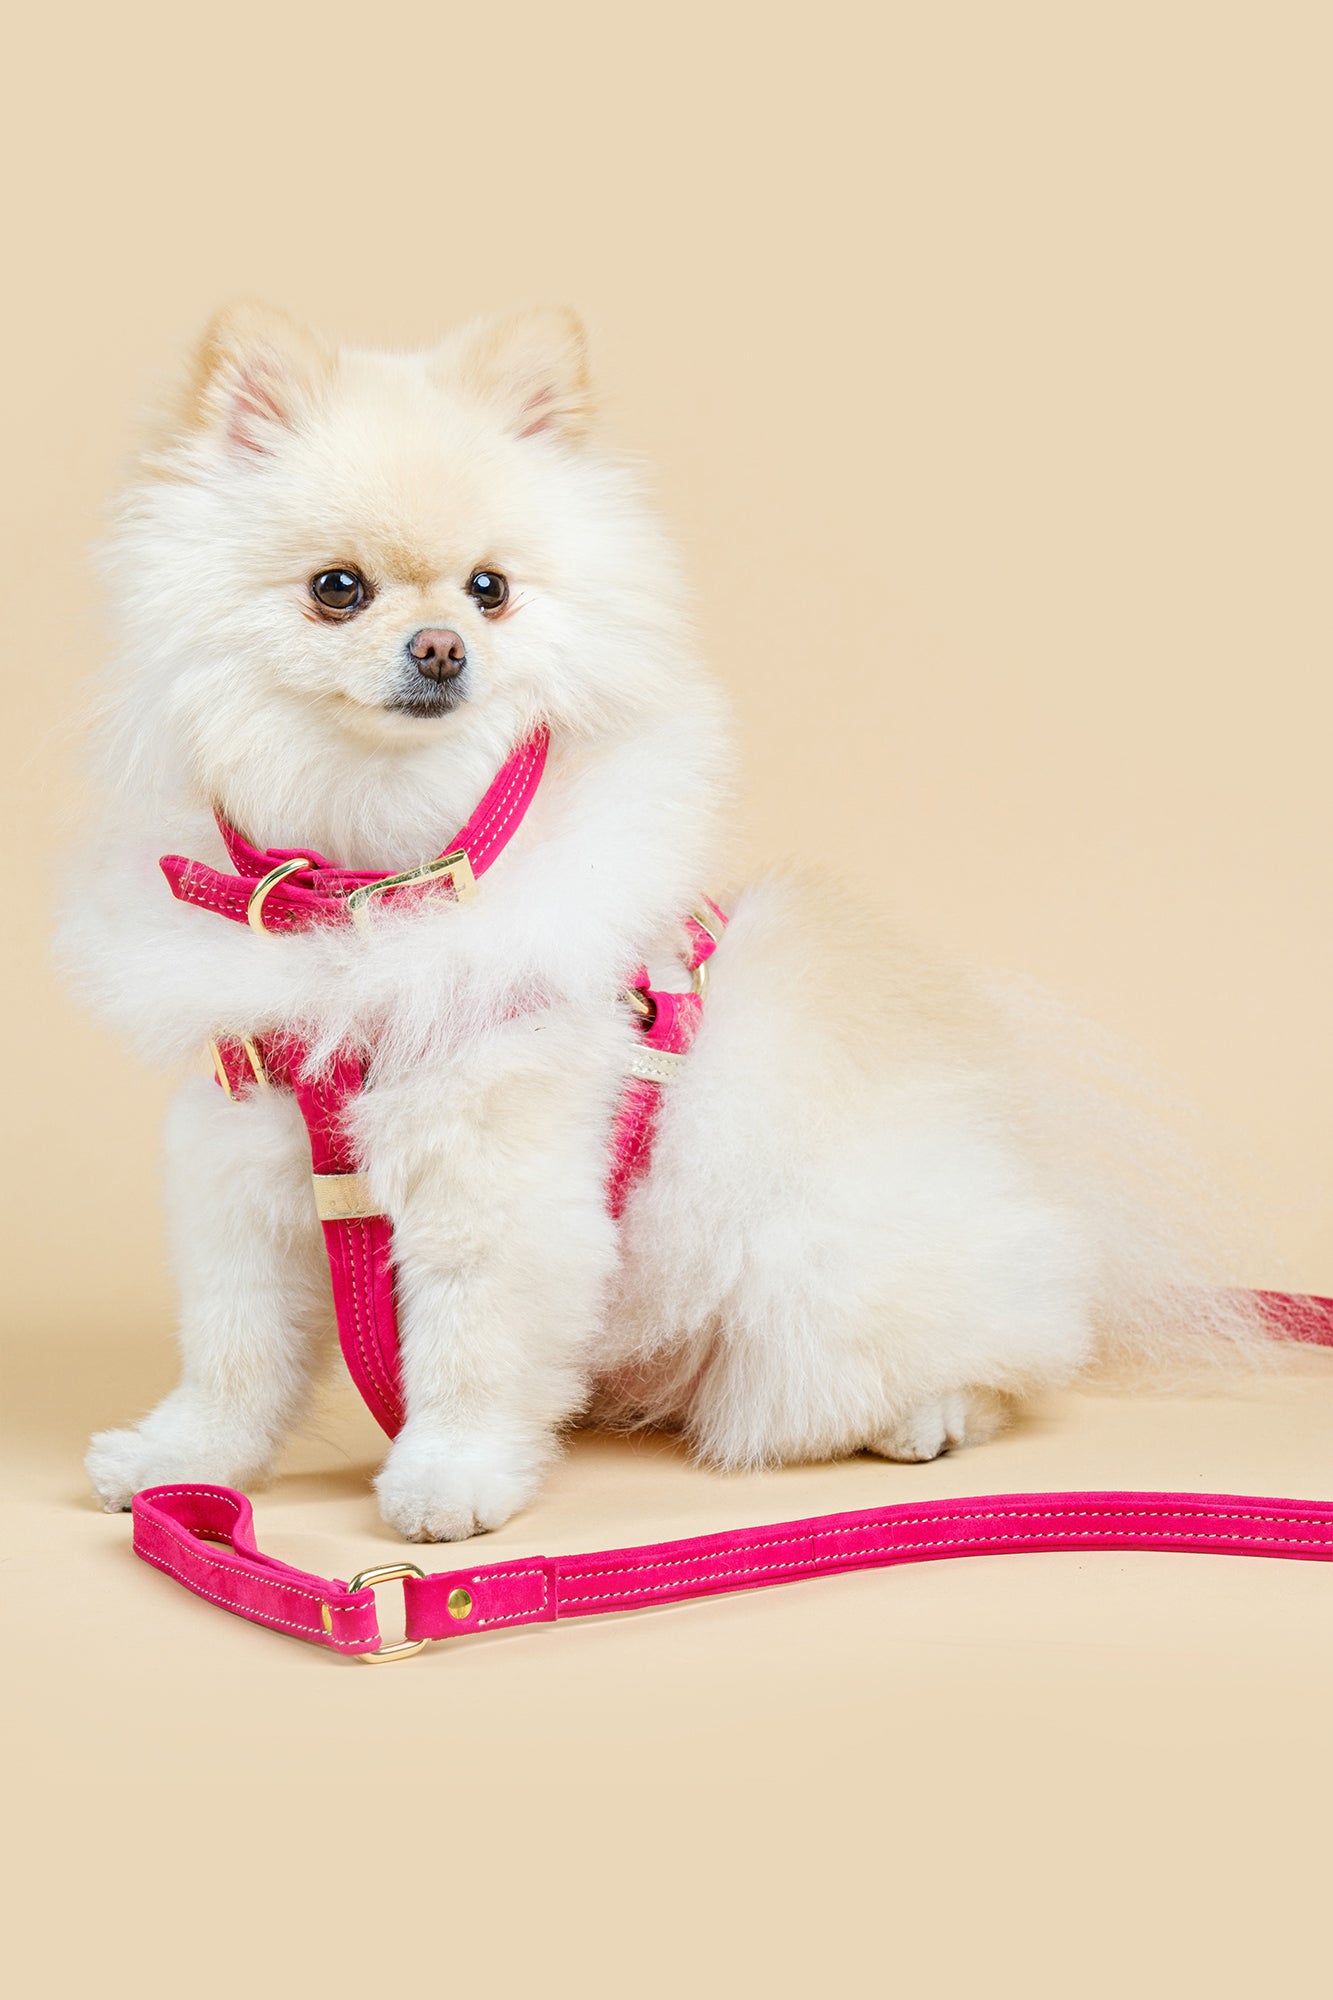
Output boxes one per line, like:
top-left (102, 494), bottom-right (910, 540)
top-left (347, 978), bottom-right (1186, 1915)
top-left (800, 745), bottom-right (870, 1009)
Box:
top-left (868, 1389), bottom-right (1006, 1464)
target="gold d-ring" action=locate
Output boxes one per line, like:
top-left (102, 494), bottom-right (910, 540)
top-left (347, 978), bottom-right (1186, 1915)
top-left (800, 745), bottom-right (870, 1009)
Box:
top-left (347, 1561), bottom-right (428, 1662)
top-left (246, 856), bottom-right (311, 933)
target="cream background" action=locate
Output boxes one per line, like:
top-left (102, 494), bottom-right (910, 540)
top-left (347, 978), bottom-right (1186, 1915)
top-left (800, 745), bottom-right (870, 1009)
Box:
top-left (2, 3), bottom-right (1329, 1995)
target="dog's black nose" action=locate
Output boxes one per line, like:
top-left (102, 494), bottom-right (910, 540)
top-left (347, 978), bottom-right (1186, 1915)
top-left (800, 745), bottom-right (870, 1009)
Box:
top-left (407, 628), bottom-right (467, 682)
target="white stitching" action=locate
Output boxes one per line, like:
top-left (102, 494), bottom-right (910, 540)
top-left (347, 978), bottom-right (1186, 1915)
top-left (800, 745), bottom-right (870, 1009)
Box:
top-left (474, 1562), bottom-right (549, 1628)
top-left (466, 738), bottom-right (541, 873)
top-left (363, 1217), bottom-right (401, 1423)
top-left (558, 1506), bottom-right (1330, 1584)
top-left (147, 1486), bottom-right (245, 1508)
top-left (468, 764), bottom-right (524, 871)
top-left (314, 1049), bottom-right (396, 1423)
top-left (137, 1543), bottom-right (367, 1647)
top-left (135, 1513), bottom-right (363, 1618)
top-left (298, 1063), bottom-right (399, 1426)
top-left (135, 1517), bottom-right (338, 1610)
top-left (173, 738), bottom-right (545, 935)
top-left (564, 1533), bottom-right (808, 1584)
top-left (558, 1525), bottom-right (1331, 1608)
top-left (173, 872), bottom-right (298, 928)
top-left (626, 1048), bottom-right (688, 1085)
top-left (343, 1215), bottom-right (395, 1421)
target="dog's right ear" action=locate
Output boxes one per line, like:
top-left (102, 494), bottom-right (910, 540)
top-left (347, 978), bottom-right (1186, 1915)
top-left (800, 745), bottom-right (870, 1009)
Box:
top-left (177, 302), bottom-right (333, 459)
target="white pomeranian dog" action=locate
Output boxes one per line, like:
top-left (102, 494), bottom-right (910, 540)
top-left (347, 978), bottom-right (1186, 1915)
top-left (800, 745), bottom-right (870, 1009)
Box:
top-left (66, 303), bottom-right (1259, 1541)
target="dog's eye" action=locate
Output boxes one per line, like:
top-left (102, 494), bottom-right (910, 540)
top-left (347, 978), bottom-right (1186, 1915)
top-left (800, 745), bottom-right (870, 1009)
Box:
top-left (467, 569), bottom-right (509, 615)
top-left (310, 568), bottom-right (367, 614)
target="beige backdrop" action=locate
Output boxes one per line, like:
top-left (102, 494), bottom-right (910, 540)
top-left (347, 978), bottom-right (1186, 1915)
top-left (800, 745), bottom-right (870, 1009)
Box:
top-left (3, 4), bottom-right (1330, 1996)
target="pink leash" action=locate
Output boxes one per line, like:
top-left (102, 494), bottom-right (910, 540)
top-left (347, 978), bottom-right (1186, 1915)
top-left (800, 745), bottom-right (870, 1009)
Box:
top-left (130, 1293), bottom-right (1333, 1660)
top-left (140, 734), bottom-right (1333, 1660)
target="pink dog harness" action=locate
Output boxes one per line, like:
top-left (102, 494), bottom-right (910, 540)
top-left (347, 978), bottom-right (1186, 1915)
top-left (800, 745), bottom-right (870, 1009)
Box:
top-left (161, 725), bottom-right (725, 1436)
top-left (138, 731), bottom-right (1333, 1659)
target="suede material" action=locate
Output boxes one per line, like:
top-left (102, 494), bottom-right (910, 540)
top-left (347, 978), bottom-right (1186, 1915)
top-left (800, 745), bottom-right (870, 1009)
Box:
top-left (131, 1441), bottom-right (1333, 1659)
top-left (161, 728), bottom-right (550, 929)
top-left (406, 1485), bottom-right (1333, 1640)
top-left (132, 1485), bottom-right (381, 1653)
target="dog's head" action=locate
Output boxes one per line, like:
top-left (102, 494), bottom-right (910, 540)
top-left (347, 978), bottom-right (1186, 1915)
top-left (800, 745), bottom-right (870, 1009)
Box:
top-left (112, 304), bottom-right (689, 842)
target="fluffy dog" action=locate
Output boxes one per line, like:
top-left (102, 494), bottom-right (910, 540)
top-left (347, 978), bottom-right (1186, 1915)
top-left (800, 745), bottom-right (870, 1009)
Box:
top-left (66, 304), bottom-right (1258, 1540)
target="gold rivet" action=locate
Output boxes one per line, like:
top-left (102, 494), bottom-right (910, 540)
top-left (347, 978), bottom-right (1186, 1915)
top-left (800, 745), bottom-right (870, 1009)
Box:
top-left (320, 1603), bottom-right (334, 1635)
top-left (447, 1587), bottom-right (473, 1621)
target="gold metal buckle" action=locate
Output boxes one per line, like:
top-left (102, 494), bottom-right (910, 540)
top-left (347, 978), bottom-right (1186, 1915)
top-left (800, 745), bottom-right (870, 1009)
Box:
top-left (688, 906), bottom-right (721, 1001)
top-left (247, 856), bottom-right (312, 933)
top-left (346, 1562), bottom-right (429, 1662)
top-left (208, 1039), bottom-right (235, 1097)
top-left (207, 1035), bottom-right (269, 1093)
top-left (345, 848), bottom-right (477, 931)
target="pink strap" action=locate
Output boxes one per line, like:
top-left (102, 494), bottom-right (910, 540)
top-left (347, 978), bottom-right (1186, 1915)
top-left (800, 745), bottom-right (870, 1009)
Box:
top-left (608, 904), bottom-right (729, 1216)
top-left (132, 1485), bottom-right (382, 1654)
top-left (133, 1478), bottom-right (1333, 1660)
top-left (213, 903), bottom-right (732, 1434)
top-left (161, 728), bottom-right (549, 929)
top-left (405, 1486), bottom-right (1333, 1637)
top-left (1250, 1287), bottom-right (1333, 1343)
top-left (284, 1050), bottom-right (405, 1437)
top-left (212, 1034), bottom-right (408, 1434)
top-left (130, 1290), bottom-right (1333, 1659)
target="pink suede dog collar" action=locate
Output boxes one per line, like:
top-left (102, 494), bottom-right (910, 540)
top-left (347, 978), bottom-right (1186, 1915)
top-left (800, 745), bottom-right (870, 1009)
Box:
top-left (161, 726), bottom-right (551, 930)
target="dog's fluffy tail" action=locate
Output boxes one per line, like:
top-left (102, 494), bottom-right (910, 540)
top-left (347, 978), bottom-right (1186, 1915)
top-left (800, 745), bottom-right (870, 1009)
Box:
top-left (980, 970), bottom-right (1279, 1382)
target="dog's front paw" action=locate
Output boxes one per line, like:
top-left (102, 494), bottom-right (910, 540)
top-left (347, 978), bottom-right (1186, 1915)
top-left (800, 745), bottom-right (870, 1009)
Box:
top-left (85, 1408), bottom-right (272, 1512)
top-left (375, 1431), bottom-right (544, 1542)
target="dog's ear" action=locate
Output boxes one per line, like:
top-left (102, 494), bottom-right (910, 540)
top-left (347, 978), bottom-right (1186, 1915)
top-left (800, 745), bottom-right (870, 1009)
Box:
top-left (181, 302), bottom-right (334, 459)
top-left (435, 305), bottom-right (591, 443)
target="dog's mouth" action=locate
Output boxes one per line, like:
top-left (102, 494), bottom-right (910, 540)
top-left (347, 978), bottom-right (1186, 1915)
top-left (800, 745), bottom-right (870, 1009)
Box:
top-left (382, 674), bottom-right (470, 719)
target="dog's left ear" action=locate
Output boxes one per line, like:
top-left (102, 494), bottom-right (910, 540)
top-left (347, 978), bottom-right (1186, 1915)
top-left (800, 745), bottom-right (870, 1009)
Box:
top-left (435, 305), bottom-right (591, 443)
